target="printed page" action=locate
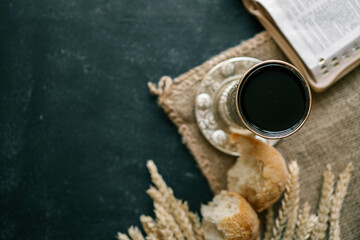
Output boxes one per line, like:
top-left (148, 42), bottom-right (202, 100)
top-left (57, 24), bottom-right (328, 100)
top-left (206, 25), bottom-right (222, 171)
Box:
top-left (256, 0), bottom-right (360, 81)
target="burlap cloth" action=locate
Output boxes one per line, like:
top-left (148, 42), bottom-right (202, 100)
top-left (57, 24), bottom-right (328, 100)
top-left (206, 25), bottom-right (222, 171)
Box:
top-left (149, 32), bottom-right (360, 239)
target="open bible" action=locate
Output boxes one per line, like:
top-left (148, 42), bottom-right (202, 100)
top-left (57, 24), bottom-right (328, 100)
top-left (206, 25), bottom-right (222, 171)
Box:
top-left (243, 0), bottom-right (360, 92)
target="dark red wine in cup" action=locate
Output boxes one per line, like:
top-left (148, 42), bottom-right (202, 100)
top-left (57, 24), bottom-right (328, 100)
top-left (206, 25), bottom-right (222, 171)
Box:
top-left (236, 61), bottom-right (311, 138)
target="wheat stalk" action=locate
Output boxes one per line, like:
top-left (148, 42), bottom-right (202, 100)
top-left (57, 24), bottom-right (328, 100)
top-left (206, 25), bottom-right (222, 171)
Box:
top-left (271, 161), bottom-right (299, 240)
top-left (146, 186), bottom-right (166, 205)
top-left (283, 204), bottom-right (299, 240)
top-left (117, 232), bottom-right (131, 240)
top-left (128, 226), bottom-right (145, 240)
top-left (147, 160), bottom-right (168, 196)
top-left (147, 235), bottom-right (159, 240)
top-left (154, 202), bottom-right (185, 240)
top-left (179, 201), bottom-right (204, 240)
top-left (147, 160), bottom-right (197, 239)
top-left (158, 226), bottom-right (176, 240)
top-left (264, 207), bottom-right (274, 240)
top-left (329, 163), bottom-right (354, 240)
top-left (169, 197), bottom-right (197, 239)
top-left (312, 164), bottom-right (335, 240)
top-left (148, 160), bottom-right (203, 240)
top-left (140, 215), bottom-right (160, 238)
top-left (295, 202), bottom-right (311, 240)
top-left (153, 202), bottom-right (176, 240)
top-left (187, 211), bottom-right (204, 240)
top-left (283, 164), bottom-right (300, 240)
top-left (308, 214), bottom-right (318, 238)
top-left (330, 222), bottom-right (340, 240)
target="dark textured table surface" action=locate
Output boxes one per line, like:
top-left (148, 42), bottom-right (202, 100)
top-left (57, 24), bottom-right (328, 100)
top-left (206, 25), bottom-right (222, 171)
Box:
top-left (0, 0), bottom-right (262, 239)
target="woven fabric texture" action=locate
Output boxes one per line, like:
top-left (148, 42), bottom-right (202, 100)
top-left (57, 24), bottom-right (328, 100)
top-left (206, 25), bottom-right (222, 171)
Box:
top-left (148, 31), bottom-right (360, 239)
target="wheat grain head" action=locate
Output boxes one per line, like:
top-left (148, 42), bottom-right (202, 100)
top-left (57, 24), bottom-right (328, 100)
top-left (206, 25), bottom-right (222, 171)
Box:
top-left (128, 226), bottom-right (145, 240)
top-left (264, 207), bottom-right (274, 240)
top-left (117, 232), bottom-right (131, 240)
top-left (329, 163), bottom-right (353, 240)
top-left (271, 161), bottom-right (299, 240)
top-left (312, 164), bottom-right (335, 240)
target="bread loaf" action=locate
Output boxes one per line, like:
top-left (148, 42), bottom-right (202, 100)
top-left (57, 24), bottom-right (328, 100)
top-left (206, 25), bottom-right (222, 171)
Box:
top-left (227, 134), bottom-right (288, 212)
top-left (201, 190), bottom-right (260, 240)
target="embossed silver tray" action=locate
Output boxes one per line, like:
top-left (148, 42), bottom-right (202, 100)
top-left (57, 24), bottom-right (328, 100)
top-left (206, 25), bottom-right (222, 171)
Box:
top-left (194, 57), bottom-right (278, 156)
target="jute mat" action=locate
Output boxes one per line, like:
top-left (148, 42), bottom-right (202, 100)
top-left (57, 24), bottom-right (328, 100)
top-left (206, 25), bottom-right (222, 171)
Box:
top-left (148, 31), bottom-right (360, 239)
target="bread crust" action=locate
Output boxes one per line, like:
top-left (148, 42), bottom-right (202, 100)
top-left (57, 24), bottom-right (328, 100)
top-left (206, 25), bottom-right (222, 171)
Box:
top-left (227, 134), bottom-right (288, 212)
top-left (219, 192), bottom-right (260, 240)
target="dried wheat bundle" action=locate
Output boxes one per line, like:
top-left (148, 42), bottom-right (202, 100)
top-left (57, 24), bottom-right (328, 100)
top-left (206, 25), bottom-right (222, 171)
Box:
top-left (270, 161), bottom-right (300, 240)
top-left (266, 162), bottom-right (353, 240)
top-left (117, 160), bottom-right (203, 240)
top-left (117, 160), bottom-right (353, 240)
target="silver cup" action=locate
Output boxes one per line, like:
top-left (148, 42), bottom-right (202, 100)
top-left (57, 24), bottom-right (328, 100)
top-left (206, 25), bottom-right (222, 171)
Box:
top-left (195, 58), bottom-right (312, 156)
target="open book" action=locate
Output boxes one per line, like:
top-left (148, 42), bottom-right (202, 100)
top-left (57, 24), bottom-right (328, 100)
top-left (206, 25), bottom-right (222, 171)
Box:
top-left (243, 0), bottom-right (360, 92)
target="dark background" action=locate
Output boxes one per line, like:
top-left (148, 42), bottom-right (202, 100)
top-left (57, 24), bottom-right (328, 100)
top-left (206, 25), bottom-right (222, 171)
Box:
top-left (0, 0), bottom-right (262, 239)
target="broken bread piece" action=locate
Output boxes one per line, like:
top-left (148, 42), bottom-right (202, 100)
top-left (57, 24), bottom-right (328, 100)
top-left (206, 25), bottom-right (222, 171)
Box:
top-left (228, 134), bottom-right (288, 212)
top-left (201, 190), bottom-right (260, 240)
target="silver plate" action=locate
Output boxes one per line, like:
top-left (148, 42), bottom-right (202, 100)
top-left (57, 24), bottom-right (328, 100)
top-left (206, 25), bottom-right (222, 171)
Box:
top-left (194, 57), bottom-right (279, 156)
